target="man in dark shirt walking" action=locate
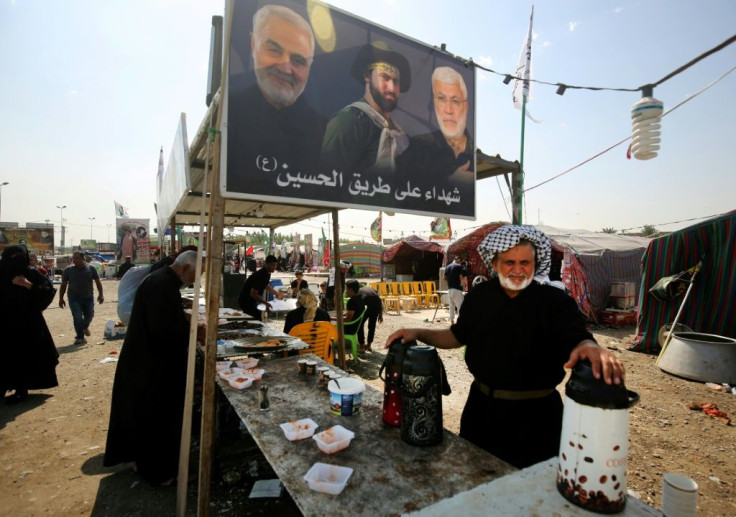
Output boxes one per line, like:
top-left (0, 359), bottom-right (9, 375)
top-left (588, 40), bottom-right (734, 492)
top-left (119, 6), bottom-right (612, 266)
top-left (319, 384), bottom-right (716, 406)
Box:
top-left (356, 283), bottom-right (383, 353)
top-left (444, 256), bottom-right (467, 324)
top-left (238, 255), bottom-right (284, 320)
top-left (58, 251), bottom-right (104, 344)
top-left (116, 256), bottom-right (134, 279)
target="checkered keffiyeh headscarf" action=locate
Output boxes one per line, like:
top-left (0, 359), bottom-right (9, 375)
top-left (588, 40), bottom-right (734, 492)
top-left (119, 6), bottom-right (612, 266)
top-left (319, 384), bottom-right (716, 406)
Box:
top-left (477, 225), bottom-right (552, 278)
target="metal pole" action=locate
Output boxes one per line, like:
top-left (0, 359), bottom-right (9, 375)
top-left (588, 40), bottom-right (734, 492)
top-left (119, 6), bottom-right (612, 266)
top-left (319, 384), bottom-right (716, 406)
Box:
top-left (656, 261), bottom-right (703, 365)
top-left (88, 217), bottom-right (95, 239)
top-left (0, 182), bottom-right (8, 221)
top-left (56, 205), bottom-right (67, 252)
top-left (514, 94), bottom-right (528, 225)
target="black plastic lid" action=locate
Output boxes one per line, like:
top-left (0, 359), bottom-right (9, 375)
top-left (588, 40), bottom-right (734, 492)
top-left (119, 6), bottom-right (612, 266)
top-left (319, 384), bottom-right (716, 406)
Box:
top-left (565, 360), bottom-right (631, 409)
top-left (403, 344), bottom-right (439, 377)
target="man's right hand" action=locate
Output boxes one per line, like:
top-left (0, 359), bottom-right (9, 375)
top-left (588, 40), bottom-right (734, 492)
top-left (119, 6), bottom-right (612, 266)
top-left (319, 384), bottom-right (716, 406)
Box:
top-left (384, 329), bottom-right (419, 348)
top-left (59, 299), bottom-right (66, 309)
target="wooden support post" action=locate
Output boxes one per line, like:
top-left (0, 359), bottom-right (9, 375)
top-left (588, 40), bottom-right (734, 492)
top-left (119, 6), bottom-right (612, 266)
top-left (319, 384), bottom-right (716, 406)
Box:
top-left (175, 91), bottom-right (224, 517)
top-left (169, 217), bottom-right (176, 254)
top-left (197, 120), bottom-right (225, 517)
top-left (332, 209), bottom-right (346, 369)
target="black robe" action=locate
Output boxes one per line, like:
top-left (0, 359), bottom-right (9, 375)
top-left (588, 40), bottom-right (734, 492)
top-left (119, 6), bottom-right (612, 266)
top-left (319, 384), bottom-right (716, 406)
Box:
top-left (103, 266), bottom-right (189, 484)
top-left (0, 267), bottom-right (58, 393)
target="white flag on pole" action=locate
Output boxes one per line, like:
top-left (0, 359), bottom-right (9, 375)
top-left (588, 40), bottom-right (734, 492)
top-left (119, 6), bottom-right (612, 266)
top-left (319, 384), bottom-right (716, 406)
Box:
top-left (114, 201), bottom-right (129, 218)
top-left (512, 5), bottom-right (534, 110)
top-left (158, 146), bottom-right (164, 176)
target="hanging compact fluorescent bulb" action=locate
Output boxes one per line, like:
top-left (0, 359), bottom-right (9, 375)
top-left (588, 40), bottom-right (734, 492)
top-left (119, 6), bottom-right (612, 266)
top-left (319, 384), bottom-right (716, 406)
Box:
top-left (630, 86), bottom-right (664, 160)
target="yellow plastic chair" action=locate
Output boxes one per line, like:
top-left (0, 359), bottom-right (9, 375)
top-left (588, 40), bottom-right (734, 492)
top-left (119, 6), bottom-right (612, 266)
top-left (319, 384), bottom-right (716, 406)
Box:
top-left (381, 282), bottom-right (402, 314)
top-left (411, 281), bottom-right (426, 307)
top-left (402, 281), bottom-right (423, 308)
top-left (423, 281), bottom-right (441, 309)
top-left (376, 282), bottom-right (389, 297)
top-left (288, 321), bottom-right (338, 365)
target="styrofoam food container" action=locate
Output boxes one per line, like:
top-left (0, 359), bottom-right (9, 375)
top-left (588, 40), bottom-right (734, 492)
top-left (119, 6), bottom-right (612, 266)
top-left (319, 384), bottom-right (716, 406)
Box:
top-left (303, 462), bottom-right (353, 495)
top-left (236, 358), bottom-right (259, 369)
top-left (228, 375), bottom-right (254, 389)
top-left (218, 367), bottom-right (246, 380)
top-left (279, 418), bottom-right (319, 441)
top-left (216, 361), bottom-right (233, 371)
top-left (241, 367), bottom-right (265, 380)
top-left (328, 377), bottom-right (365, 416)
top-left (312, 425), bottom-right (355, 454)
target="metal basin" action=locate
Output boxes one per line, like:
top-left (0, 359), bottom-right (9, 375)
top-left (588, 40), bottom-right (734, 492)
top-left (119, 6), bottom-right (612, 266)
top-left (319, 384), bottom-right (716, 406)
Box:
top-left (659, 332), bottom-right (736, 384)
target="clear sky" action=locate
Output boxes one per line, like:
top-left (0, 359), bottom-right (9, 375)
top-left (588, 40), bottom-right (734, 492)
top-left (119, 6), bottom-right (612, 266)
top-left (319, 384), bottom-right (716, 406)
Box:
top-left (1, 0), bottom-right (734, 247)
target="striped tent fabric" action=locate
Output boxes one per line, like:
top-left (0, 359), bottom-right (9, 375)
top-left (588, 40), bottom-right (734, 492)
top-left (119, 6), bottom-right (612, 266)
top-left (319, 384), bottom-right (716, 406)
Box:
top-left (630, 211), bottom-right (736, 353)
top-left (339, 242), bottom-right (384, 276)
top-left (578, 249), bottom-right (645, 311)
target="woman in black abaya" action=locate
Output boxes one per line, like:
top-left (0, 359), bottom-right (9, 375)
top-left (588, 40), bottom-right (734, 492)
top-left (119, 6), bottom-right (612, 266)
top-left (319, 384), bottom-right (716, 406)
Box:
top-left (0, 245), bottom-right (59, 403)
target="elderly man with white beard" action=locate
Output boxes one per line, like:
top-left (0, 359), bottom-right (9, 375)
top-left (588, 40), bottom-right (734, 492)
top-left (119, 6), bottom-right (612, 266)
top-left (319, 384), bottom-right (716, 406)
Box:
top-left (227, 4), bottom-right (326, 188)
top-left (395, 66), bottom-right (475, 208)
top-left (385, 225), bottom-right (625, 469)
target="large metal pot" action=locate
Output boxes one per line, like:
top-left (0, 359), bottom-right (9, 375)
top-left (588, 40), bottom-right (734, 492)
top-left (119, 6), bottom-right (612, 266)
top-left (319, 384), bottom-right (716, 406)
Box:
top-left (658, 332), bottom-right (736, 384)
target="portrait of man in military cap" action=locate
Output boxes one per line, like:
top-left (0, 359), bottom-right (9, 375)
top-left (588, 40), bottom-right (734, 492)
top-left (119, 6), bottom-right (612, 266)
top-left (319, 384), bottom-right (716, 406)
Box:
top-left (320, 41), bottom-right (412, 178)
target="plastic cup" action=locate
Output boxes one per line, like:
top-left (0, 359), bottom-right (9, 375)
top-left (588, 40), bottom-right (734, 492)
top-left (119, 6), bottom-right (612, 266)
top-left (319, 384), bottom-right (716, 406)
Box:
top-left (662, 473), bottom-right (697, 517)
top-left (306, 360), bottom-right (317, 375)
top-left (297, 359), bottom-right (307, 374)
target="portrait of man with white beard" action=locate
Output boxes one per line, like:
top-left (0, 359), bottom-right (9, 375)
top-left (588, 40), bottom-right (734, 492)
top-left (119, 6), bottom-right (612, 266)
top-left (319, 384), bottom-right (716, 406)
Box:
top-left (226, 4), bottom-right (326, 192)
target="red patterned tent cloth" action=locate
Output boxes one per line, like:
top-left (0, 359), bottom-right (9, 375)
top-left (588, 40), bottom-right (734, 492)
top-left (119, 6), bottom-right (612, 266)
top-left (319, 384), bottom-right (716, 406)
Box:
top-left (382, 235), bottom-right (445, 281)
top-left (630, 210), bottom-right (736, 353)
top-left (447, 223), bottom-right (649, 322)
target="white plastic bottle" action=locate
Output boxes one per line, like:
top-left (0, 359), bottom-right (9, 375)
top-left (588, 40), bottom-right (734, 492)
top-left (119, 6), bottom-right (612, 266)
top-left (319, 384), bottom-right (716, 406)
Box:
top-left (630, 96), bottom-right (664, 160)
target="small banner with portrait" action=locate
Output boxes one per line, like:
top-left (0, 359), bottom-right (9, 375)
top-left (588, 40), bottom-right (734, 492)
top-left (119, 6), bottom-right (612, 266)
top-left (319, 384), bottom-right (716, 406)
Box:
top-left (370, 213), bottom-right (382, 243)
top-left (430, 217), bottom-right (451, 240)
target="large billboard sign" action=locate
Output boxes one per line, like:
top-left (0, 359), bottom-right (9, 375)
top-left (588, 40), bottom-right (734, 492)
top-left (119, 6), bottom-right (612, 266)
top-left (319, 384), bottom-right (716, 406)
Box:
top-left (116, 218), bottom-right (151, 263)
top-left (222, 0), bottom-right (476, 219)
top-left (0, 225), bottom-right (55, 255)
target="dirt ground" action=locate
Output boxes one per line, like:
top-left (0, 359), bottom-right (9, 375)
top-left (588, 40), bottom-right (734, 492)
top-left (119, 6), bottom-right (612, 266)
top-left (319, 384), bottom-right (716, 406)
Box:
top-left (1, 277), bottom-right (734, 516)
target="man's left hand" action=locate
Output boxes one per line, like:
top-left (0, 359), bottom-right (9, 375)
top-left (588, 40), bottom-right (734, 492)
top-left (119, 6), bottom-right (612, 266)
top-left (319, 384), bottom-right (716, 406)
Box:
top-left (97, 294), bottom-right (104, 304)
top-left (564, 341), bottom-right (625, 385)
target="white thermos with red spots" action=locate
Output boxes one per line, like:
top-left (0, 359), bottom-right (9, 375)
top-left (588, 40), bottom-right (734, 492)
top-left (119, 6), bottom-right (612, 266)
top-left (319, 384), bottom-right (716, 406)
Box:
top-left (557, 360), bottom-right (639, 514)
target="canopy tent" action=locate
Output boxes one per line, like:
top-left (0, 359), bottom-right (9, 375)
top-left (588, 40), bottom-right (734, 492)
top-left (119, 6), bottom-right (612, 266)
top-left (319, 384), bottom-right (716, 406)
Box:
top-left (630, 210), bottom-right (736, 353)
top-left (158, 87), bottom-right (518, 517)
top-left (382, 235), bottom-right (445, 281)
top-left (537, 225), bottom-right (650, 319)
top-left (447, 223), bottom-right (650, 320)
top-left (339, 242), bottom-right (384, 277)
